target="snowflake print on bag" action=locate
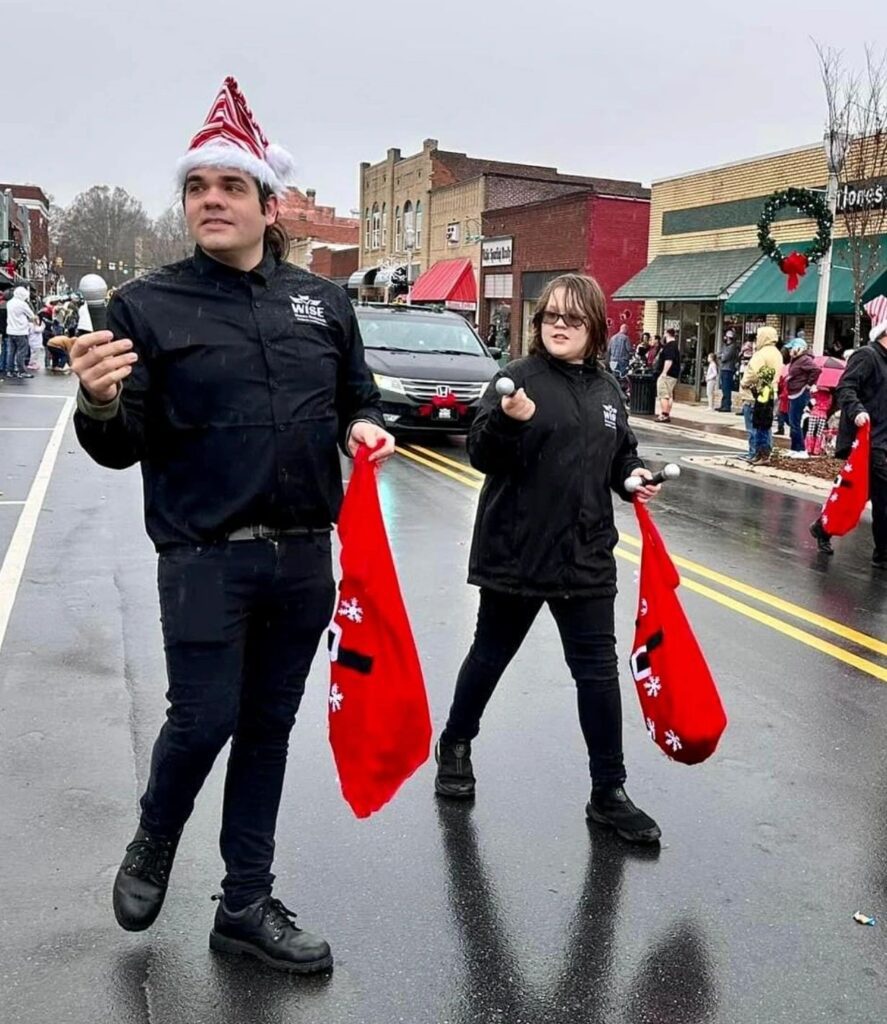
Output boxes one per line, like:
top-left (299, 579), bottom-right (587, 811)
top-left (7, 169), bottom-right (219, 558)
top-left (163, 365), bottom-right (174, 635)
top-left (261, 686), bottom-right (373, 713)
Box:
top-left (646, 718), bottom-right (656, 741)
top-left (644, 676), bottom-right (662, 697)
top-left (338, 598), bottom-right (364, 623)
top-left (665, 729), bottom-right (682, 752)
top-left (329, 683), bottom-right (344, 712)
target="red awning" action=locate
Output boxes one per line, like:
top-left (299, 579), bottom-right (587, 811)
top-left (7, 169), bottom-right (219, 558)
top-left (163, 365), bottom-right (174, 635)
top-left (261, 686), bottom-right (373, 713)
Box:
top-left (409, 258), bottom-right (477, 306)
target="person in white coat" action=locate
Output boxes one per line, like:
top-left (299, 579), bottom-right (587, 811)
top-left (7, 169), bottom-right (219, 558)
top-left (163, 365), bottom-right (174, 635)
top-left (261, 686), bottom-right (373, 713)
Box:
top-left (6, 286), bottom-right (37, 379)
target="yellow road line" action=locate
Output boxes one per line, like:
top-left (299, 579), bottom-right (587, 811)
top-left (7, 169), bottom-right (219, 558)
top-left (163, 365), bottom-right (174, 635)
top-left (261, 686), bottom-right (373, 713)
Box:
top-left (406, 444), bottom-right (485, 480)
top-left (614, 546), bottom-right (887, 683)
top-left (397, 451), bottom-right (887, 683)
top-left (617, 533), bottom-right (887, 658)
top-left (396, 447), bottom-right (481, 489)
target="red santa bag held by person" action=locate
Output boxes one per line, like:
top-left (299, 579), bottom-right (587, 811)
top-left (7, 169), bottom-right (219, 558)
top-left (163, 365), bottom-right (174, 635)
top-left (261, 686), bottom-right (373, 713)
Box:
top-left (630, 501), bottom-right (727, 765)
top-left (819, 421), bottom-right (871, 537)
top-left (328, 445), bottom-right (432, 818)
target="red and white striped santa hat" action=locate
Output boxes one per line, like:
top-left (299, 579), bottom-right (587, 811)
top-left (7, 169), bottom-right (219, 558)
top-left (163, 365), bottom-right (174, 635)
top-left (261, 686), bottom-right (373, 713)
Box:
top-left (176, 76), bottom-right (294, 197)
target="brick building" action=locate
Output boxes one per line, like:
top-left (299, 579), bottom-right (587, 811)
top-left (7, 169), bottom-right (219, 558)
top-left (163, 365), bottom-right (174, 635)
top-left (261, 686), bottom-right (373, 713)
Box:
top-left (286, 242), bottom-right (358, 289)
top-left (356, 139), bottom-right (646, 309)
top-left (616, 139), bottom-right (887, 398)
top-left (278, 187), bottom-right (359, 248)
top-left (480, 189), bottom-right (651, 356)
top-left (0, 183), bottom-right (50, 286)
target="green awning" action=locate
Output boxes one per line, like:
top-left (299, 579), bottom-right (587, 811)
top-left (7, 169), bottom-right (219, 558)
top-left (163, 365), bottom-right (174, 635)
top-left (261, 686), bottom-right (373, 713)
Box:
top-left (724, 236), bottom-right (887, 315)
top-left (614, 247), bottom-right (761, 301)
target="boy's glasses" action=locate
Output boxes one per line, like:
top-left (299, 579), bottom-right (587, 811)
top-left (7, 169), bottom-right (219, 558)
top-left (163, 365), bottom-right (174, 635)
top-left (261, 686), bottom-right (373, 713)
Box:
top-left (541, 310), bottom-right (587, 330)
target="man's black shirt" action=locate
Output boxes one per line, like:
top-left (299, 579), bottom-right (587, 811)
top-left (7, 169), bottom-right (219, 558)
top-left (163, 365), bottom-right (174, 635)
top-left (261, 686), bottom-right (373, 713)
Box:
top-left (74, 247), bottom-right (383, 549)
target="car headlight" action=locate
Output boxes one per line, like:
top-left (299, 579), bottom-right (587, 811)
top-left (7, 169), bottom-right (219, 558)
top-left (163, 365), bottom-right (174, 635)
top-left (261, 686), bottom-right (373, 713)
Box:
top-left (373, 373), bottom-right (406, 395)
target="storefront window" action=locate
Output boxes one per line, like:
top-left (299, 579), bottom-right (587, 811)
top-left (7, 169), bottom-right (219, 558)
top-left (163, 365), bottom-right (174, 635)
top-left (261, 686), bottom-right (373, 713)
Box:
top-left (658, 301), bottom-right (719, 395)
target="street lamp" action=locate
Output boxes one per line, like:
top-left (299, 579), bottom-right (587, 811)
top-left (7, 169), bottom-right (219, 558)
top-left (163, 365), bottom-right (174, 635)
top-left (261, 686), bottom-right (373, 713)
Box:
top-left (404, 226), bottom-right (415, 304)
top-left (812, 129), bottom-right (850, 355)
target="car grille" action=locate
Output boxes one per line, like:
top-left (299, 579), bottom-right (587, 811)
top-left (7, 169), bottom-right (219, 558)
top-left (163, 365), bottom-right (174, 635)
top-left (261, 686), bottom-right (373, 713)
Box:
top-left (400, 378), bottom-right (488, 404)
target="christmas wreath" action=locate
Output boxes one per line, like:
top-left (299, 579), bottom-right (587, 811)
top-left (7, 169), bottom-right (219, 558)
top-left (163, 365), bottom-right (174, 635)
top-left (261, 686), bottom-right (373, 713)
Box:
top-left (757, 187), bottom-right (833, 292)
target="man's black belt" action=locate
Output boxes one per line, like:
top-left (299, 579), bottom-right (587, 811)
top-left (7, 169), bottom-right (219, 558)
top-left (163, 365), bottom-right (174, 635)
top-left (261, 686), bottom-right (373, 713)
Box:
top-left (226, 525), bottom-right (330, 542)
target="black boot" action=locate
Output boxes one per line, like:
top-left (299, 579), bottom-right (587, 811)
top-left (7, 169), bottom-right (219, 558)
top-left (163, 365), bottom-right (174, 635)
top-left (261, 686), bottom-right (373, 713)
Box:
top-left (809, 520), bottom-right (834, 555)
top-left (586, 785), bottom-right (661, 844)
top-left (209, 895), bottom-right (333, 973)
top-left (434, 737), bottom-right (476, 798)
top-left (112, 826), bottom-right (180, 931)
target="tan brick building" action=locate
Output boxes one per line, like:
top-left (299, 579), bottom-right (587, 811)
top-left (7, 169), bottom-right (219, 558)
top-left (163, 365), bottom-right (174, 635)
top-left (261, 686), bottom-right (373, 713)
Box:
top-left (616, 140), bottom-right (887, 398)
top-left (355, 139), bottom-right (646, 309)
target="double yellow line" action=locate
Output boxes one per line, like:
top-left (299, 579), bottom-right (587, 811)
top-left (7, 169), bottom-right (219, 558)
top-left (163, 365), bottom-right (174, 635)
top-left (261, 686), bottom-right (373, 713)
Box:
top-left (396, 443), bottom-right (887, 683)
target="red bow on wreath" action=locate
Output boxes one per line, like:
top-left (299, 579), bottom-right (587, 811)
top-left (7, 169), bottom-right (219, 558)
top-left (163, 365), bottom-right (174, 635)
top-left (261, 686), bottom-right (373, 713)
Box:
top-left (779, 251), bottom-right (809, 292)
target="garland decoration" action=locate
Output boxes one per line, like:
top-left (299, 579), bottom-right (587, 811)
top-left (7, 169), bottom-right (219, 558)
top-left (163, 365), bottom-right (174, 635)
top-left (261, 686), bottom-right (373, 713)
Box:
top-left (757, 187), bottom-right (833, 292)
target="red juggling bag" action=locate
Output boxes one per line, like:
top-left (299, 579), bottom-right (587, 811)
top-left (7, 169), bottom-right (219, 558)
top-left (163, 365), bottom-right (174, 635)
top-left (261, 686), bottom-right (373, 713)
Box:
top-left (630, 501), bottom-right (727, 765)
top-left (328, 447), bottom-right (432, 817)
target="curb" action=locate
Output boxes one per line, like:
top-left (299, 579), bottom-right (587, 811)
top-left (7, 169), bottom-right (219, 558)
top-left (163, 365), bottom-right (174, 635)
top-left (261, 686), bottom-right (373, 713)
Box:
top-left (683, 455), bottom-right (833, 498)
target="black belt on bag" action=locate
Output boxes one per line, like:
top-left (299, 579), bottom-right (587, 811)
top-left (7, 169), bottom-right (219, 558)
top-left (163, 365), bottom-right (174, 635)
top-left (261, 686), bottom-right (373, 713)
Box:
top-left (226, 524), bottom-right (330, 542)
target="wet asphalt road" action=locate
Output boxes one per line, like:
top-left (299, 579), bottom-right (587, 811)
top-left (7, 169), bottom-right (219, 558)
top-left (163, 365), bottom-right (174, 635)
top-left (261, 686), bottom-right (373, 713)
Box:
top-left (1, 380), bottom-right (887, 1024)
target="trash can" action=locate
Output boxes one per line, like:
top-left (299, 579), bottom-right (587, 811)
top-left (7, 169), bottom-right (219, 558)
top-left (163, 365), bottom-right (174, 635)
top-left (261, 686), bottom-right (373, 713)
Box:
top-left (629, 373), bottom-right (656, 416)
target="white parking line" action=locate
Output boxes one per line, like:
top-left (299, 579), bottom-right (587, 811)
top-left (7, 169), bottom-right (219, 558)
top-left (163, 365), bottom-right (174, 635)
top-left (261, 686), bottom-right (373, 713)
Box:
top-left (0, 501), bottom-right (27, 506)
top-left (0, 392), bottom-right (71, 400)
top-left (0, 397), bottom-right (75, 652)
top-left (0, 427), bottom-right (55, 432)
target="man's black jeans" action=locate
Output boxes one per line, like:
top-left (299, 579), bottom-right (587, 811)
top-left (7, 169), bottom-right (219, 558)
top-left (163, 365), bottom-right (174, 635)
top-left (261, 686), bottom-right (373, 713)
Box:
top-left (442, 589), bottom-right (626, 787)
top-left (139, 535), bottom-right (335, 910)
top-left (872, 447), bottom-right (887, 556)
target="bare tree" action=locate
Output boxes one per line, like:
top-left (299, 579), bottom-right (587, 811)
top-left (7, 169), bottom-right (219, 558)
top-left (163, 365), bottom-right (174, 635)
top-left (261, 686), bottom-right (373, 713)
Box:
top-left (817, 43), bottom-right (887, 345)
top-left (57, 185), bottom-right (151, 285)
top-left (144, 203), bottom-right (193, 268)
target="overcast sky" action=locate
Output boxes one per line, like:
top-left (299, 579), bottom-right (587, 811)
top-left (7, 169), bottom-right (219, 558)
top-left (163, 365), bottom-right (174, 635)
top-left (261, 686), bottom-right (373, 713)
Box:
top-left (10, 0), bottom-right (887, 219)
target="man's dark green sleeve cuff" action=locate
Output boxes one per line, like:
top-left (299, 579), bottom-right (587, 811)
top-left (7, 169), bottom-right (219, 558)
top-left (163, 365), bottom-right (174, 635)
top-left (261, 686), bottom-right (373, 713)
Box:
top-left (76, 386), bottom-right (120, 421)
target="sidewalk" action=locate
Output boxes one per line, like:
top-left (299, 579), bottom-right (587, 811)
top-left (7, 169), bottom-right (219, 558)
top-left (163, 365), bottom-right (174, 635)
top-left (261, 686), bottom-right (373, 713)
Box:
top-left (631, 401), bottom-right (835, 498)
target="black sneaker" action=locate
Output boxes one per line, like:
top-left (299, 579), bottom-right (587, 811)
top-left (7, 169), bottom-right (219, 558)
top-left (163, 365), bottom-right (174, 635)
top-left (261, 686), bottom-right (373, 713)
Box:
top-left (809, 520), bottom-right (834, 555)
top-left (434, 737), bottom-right (476, 798)
top-left (210, 895), bottom-right (333, 974)
top-left (873, 550), bottom-right (887, 569)
top-left (112, 826), bottom-right (180, 931)
top-left (586, 786), bottom-right (661, 844)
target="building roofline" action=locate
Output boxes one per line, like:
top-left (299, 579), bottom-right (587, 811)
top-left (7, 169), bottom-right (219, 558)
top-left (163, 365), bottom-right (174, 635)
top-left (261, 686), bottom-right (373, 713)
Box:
top-left (651, 141), bottom-right (823, 185)
top-left (483, 189), bottom-right (594, 218)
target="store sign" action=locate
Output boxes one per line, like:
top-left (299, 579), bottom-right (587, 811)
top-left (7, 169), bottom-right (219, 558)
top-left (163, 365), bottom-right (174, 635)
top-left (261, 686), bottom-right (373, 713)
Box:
top-left (482, 237), bottom-right (513, 267)
top-left (836, 181), bottom-right (887, 213)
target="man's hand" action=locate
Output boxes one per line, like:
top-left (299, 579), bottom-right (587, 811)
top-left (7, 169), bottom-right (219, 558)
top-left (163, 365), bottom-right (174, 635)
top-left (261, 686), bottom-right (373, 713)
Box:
top-left (629, 467), bottom-right (661, 504)
top-left (348, 420), bottom-right (396, 463)
top-left (70, 330), bottom-right (137, 404)
top-left (501, 387), bottom-right (536, 421)
top-left (856, 412), bottom-right (871, 427)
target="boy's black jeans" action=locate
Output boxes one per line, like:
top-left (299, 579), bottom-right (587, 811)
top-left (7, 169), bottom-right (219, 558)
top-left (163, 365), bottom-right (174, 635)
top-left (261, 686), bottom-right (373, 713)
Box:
top-left (442, 588), bottom-right (626, 787)
top-left (139, 535), bottom-right (335, 911)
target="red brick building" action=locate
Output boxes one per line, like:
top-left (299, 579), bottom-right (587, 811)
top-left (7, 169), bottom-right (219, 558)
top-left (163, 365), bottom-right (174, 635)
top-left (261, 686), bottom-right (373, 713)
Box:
top-left (307, 245), bottom-right (359, 288)
top-left (0, 183), bottom-right (50, 279)
top-left (480, 189), bottom-right (651, 356)
top-left (278, 187), bottom-right (359, 246)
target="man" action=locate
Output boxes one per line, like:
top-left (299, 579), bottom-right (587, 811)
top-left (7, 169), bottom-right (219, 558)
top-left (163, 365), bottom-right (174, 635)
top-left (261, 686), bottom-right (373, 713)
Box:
top-left (655, 328), bottom-right (680, 422)
top-left (72, 77), bottom-right (394, 973)
top-left (6, 285), bottom-right (36, 379)
top-left (716, 329), bottom-right (738, 412)
top-left (816, 319), bottom-right (887, 567)
top-left (607, 322), bottom-right (632, 377)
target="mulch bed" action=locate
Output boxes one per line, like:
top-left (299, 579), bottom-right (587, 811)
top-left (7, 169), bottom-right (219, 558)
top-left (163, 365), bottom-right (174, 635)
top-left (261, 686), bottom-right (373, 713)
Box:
top-left (769, 450), bottom-right (843, 481)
